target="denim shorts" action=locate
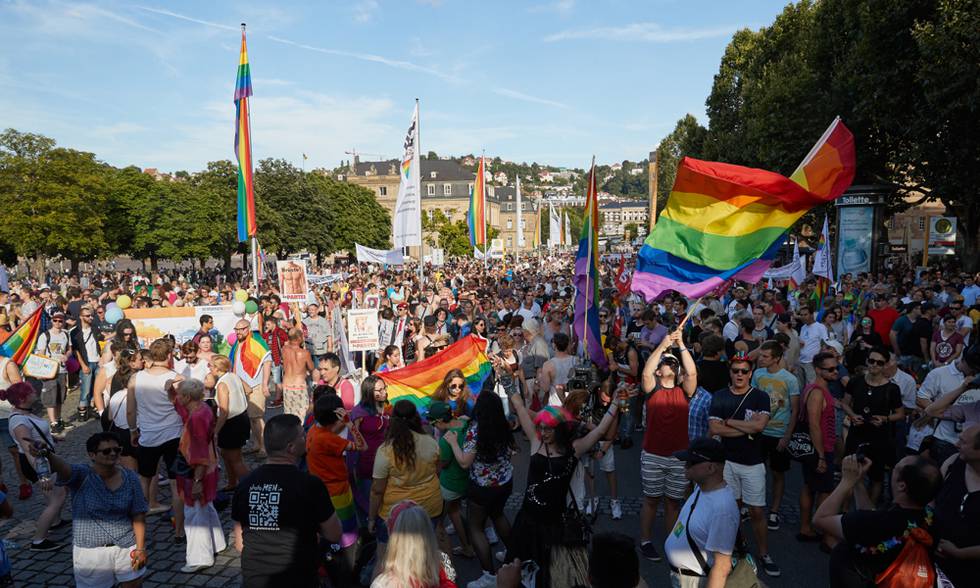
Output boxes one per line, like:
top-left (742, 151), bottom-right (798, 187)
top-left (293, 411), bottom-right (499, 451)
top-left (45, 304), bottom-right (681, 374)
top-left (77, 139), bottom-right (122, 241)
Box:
top-left (0, 419), bottom-right (13, 449)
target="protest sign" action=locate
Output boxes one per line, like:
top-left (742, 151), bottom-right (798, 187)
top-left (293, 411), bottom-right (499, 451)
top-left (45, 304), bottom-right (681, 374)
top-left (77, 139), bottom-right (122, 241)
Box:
top-left (347, 308), bottom-right (380, 352)
top-left (277, 259), bottom-right (309, 302)
top-left (124, 306), bottom-right (238, 352)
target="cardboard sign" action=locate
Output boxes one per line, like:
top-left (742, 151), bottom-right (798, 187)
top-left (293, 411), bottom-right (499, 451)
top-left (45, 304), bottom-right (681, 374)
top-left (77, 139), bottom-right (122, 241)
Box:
top-left (24, 354), bottom-right (58, 380)
top-left (347, 308), bottom-right (380, 352)
top-left (277, 259), bottom-right (309, 302)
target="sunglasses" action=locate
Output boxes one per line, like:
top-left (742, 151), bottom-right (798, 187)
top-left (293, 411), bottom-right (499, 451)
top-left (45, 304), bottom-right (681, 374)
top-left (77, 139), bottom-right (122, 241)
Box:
top-left (449, 383), bottom-right (464, 390)
top-left (867, 358), bottom-right (887, 366)
top-left (51, 319), bottom-right (64, 323)
top-left (819, 365), bottom-right (839, 373)
top-left (730, 367), bottom-right (752, 375)
top-left (94, 447), bottom-right (123, 456)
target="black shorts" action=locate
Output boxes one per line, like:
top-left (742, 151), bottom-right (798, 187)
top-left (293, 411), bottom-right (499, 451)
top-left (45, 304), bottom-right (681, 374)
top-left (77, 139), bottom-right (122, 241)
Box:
top-left (217, 412), bottom-right (250, 450)
top-left (137, 437), bottom-right (180, 479)
top-left (18, 453), bottom-right (39, 483)
top-left (466, 480), bottom-right (513, 516)
top-left (760, 435), bottom-right (792, 473)
top-left (108, 426), bottom-right (138, 458)
top-left (802, 451), bottom-right (836, 494)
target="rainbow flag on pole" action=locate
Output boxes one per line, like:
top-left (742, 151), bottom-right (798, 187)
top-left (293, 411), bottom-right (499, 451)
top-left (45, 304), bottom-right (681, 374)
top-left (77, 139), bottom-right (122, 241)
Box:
top-left (632, 118), bottom-right (855, 300)
top-left (573, 160), bottom-right (608, 369)
top-left (234, 25), bottom-right (256, 243)
top-left (378, 334), bottom-right (491, 411)
top-left (468, 155), bottom-right (487, 248)
top-left (0, 307), bottom-right (48, 366)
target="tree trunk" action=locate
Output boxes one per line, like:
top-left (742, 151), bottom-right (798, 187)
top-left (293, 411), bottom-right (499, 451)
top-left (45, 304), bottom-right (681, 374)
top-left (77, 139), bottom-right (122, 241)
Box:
top-left (149, 254), bottom-right (158, 272)
top-left (70, 258), bottom-right (80, 275)
top-left (222, 252), bottom-right (232, 274)
top-left (956, 205), bottom-right (979, 273)
top-left (33, 254), bottom-right (45, 283)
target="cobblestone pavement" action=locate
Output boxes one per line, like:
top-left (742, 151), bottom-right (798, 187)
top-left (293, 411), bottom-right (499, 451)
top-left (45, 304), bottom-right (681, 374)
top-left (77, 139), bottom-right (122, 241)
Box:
top-left (2, 390), bottom-right (830, 587)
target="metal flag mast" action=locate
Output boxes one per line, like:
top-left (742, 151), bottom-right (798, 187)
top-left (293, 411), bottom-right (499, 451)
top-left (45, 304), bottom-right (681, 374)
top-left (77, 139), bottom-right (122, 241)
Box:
top-left (581, 156), bottom-right (595, 364)
top-left (416, 98), bottom-right (424, 287)
top-left (242, 23), bottom-right (259, 288)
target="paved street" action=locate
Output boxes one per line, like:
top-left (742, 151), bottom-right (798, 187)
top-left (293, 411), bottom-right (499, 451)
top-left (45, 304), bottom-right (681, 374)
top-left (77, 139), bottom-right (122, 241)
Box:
top-left (1, 391), bottom-right (831, 587)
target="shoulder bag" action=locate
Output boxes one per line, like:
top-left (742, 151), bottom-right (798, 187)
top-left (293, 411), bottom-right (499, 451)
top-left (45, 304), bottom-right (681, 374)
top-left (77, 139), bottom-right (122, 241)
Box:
top-left (786, 387), bottom-right (817, 462)
top-left (685, 489), bottom-right (761, 588)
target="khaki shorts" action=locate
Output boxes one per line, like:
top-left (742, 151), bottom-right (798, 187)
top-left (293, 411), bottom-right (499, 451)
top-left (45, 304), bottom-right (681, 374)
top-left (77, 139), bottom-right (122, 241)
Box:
top-left (246, 384), bottom-right (266, 419)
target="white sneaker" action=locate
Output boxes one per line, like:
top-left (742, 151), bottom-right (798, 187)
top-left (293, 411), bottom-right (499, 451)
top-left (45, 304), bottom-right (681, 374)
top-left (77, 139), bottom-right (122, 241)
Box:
top-left (610, 499), bottom-right (623, 520)
top-left (485, 525), bottom-right (499, 544)
top-left (445, 521), bottom-right (456, 535)
top-left (494, 550), bottom-right (507, 563)
top-left (591, 497), bottom-right (600, 515)
top-left (467, 570), bottom-right (496, 588)
top-left (584, 498), bottom-right (594, 516)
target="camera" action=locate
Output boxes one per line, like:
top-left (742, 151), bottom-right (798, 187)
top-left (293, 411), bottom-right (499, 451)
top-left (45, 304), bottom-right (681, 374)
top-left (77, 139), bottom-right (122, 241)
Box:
top-left (855, 442), bottom-right (871, 463)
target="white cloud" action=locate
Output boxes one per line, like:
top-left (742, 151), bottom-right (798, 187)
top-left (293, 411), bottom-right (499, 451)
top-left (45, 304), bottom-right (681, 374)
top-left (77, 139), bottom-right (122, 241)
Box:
top-left (491, 88), bottom-right (568, 110)
top-left (352, 0), bottom-right (379, 23)
top-left (544, 21), bottom-right (738, 43)
top-left (528, 0), bottom-right (575, 16)
top-left (135, 6), bottom-right (238, 31)
top-left (408, 36), bottom-right (434, 58)
top-left (266, 35), bottom-right (462, 83)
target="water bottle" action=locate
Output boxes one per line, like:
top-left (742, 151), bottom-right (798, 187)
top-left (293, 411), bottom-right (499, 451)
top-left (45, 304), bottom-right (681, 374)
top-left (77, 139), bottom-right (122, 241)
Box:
top-left (34, 453), bottom-right (51, 482)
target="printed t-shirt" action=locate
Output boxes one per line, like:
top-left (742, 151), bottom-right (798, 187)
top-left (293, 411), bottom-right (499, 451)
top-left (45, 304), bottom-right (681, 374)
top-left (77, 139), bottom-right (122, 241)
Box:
top-left (306, 425), bottom-right (351, 496)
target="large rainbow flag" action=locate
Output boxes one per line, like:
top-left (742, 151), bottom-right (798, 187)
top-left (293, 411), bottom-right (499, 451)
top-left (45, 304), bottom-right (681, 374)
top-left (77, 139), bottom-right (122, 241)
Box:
top-left (378, 334), bottom-right (491, 411)
top-left (573, 161), bottom-right (608, 369)
top-left (633, 118), bottom-right (855, 300)
top-left (234, 25), bottom-right (256, 243)
top-left (0, 307), bottom-right (48, 366)
top-left (229, 330), bottom-right (270, 383)
top-left (468, 155), bottom-right (487, 248)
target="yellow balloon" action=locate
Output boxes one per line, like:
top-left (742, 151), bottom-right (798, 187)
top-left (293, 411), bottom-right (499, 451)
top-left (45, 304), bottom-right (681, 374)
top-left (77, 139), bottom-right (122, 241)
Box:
top-left (116, 295), bottom-right (132, 310)
top-left (235, 289), bottom-right (249, 302)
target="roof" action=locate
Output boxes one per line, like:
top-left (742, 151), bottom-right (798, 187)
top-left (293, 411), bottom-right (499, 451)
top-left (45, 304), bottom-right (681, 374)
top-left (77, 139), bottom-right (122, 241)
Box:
top-left (602, 200), bottom-right (649, 211)
top-left (350, 158), bottom-right (473, 182)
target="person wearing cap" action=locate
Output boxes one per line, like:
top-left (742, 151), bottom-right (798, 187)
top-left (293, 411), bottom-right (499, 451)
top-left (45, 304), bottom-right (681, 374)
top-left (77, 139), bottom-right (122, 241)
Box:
top-left (638, 329), bottom-right (697, 563)
top-left (33, 311), bottom-right (72, 435)
top-left (708, 352), bottom-right (779, 577)
top-left (664, 437), bottom-right (739, 587)
top-left (429, 401), bottom-right (475, 559)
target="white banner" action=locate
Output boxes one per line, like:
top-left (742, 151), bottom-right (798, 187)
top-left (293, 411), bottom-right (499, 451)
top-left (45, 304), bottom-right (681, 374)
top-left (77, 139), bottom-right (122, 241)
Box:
top-left (515, 177), bottom-right (525, 248)
top-left (124, 305), bottom-right (239, 352)
top-left (308, 273), bottom-right (346, 286)
top-left (276, 259), bottom-right (309, 302)
top-left (474, 248), bottom-right (486, 260)
top-left (811, 216), bottom-right (834, 282)
top-left (563, 211), bottom-right (572, 247)
top-left (548, 202), bottom-right (561, 249)
top-left (430, 248), bottom-right (445, 266)
top-left (347, 308), bottom-right (380, 352)
top-left (393, 102), bottom-right (422, 248)
top-left (355, 243), bottom-right (405, 266)
top-left (764, 245), bottom-right (806, 282)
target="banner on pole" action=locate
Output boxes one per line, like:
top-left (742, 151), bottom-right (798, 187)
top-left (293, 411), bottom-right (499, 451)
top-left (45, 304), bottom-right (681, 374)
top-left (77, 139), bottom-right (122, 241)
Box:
top-left (393, 103), bottom-right (422, 248)
top-left (276, 259), bottom-right (309, 302)
top-left (347, 308), bottom-right (380, 352)
top-left (355, 243), bottom-right (405, 266)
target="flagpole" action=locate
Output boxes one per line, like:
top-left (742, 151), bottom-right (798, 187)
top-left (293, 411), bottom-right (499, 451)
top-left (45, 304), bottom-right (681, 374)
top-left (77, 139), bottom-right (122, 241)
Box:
top-left (482, 150), bottom-right (487, 271)
top-left (242, 22), bottom-right (259, 289)
top-left (416, 98), bottom-right (424, 287)
top-left (582, 156), bottom-right (595, 364)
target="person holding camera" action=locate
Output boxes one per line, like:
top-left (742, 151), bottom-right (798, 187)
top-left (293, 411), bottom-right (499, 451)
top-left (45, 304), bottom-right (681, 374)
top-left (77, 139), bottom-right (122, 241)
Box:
top-left (814, 454), bottom-right (942, 588)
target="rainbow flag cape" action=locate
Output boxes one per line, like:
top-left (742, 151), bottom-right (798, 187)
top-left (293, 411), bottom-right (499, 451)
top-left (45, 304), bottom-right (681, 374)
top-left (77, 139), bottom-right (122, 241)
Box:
top-left (234, 25), bottom-right (256, 243)
top-left (378, 334), bottom-right (491, 411)
top-left (0, 307), bottom-right (48, 366)
top-left (468, 155), bottom-right (487, 248)
top-left (633, 118), bottom-right (854, 300)
top-left (573, 160), bottom-right (608, 369)
top-left (229, 330), bottom-right (271, 381)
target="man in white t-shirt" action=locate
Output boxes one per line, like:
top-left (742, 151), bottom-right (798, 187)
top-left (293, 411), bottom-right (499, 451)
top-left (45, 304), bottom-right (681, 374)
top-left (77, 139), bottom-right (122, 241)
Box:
top-left (916, 349), bottom-right (980, 463)
top-left (34, 312), bottom-right (71, 435)
top-left (665, 437), bottom-right (740, 587)
top-left (798, 306), bottom-right (829, 386)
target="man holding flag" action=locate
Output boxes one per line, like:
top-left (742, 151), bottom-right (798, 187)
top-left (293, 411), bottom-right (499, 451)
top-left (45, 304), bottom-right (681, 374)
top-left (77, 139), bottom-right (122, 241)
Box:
top-left (231, 320), bottom-right (272, 458)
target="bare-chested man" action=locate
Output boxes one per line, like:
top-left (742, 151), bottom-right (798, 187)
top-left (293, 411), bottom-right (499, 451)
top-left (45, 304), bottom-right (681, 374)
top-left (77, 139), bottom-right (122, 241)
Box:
top-left (281, 328), bottom-right (315, 419)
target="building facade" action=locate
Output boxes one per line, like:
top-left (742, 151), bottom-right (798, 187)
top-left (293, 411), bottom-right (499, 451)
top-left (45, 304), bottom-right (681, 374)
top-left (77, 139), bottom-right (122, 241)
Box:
top-left (600, 200), bottom-right (649, 237)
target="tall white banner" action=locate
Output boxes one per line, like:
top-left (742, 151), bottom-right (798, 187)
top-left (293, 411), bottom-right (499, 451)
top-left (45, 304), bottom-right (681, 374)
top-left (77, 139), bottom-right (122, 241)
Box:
top-left (355, 243), bottom-right (405, 266)
top-left (811, 216), bottom-right (834, 283)
top-left (548, 202), bottom-right (561, 249)
top-left (563, 212), bottom-right (572, 247)
top-left (393, 102), bottom-right (421, 248)
top-left (515, 177), bottom-right (525, 248)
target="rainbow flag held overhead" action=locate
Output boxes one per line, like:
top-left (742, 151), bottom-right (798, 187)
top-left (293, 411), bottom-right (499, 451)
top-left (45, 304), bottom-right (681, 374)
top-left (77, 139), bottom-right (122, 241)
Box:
top-left (234, 25), bottom-right (257, 243)
top-left (229, 330), bottom-right (270, 384)
top-left (378, 334), bottom-right (492, 411)
top-left (573, 160), bottom-right (608, 369)
top-left (0, 307), bottom-right (48, 366)
top-left (468, 155), bottom-right (487, 248)
top-left (633, 118), bottom-right (855, 300)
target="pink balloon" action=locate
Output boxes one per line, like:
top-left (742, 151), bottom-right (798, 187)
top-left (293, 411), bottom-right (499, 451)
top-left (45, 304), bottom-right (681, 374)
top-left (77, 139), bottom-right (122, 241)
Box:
top-left (226, 332), bottom-right (237, 345)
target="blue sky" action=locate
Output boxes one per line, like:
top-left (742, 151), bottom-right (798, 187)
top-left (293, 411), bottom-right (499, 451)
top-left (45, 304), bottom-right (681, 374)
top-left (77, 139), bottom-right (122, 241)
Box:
top-left (0, 0), bottom-right (788, 172)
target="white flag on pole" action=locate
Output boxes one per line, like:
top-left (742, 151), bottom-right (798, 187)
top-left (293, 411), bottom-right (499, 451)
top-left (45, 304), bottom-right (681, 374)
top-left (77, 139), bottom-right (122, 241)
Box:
top-left (548, 202), bottom-right (561, 249)
top-left (393, 102), bottom-right (421, 248)
top-left (563, 212), bottom-right (572, 247)
top-left (811, 216), bottom-right (834, 283)
top-left (515, 177), bottom-right (525, 248)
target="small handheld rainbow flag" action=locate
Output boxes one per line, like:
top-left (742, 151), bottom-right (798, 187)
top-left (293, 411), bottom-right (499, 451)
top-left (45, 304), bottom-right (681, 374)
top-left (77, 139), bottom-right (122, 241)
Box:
top-left (378, 334), bottom-right (492, 411)
top-left (229, 330), bottom-right (270, 383)
top-left (468, 155), bottom-right (487, 248)
top-left (0, 307), bottom-right (48, 366)
top-left (234, 24), bottom-right (256, 243)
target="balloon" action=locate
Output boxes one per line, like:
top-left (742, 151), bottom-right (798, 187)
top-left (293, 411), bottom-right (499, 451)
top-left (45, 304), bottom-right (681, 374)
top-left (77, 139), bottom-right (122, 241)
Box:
top-left (232, 300), bottom-right (246, 316)
top-left (116, 295), bottom-right (132, 310)
top-left (234, 289), bottom-right (249, 302)
top-left (226, 332), bottom-right (237, 346)
top-left (106, 302), bottom-right (119, 312)
top-left (105, 307), bottom-right (124, 324)
top-left (244, 300), bottom-right (258, 314)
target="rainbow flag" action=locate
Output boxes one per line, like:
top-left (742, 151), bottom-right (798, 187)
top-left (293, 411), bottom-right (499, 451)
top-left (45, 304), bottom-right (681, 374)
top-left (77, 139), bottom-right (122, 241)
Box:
top-left (234, 26), bottom-right (256, 243)
top-left (573, 160), bottom-right (608, 369)
top-left (378, 334), bottom-right (491, 411)
top-left (468, 155), bottom-right (487, 248)
top-left (229, 330), bottom-right (271, 382)
top-left (633, 118), bottom-right (855, 300)
top-left (0, 307), bottom-right (48, 366)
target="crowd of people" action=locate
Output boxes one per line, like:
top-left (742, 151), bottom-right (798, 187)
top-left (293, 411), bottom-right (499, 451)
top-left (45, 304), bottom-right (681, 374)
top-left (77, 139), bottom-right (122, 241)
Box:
top-left (0, 256), bottom-right (978, 587)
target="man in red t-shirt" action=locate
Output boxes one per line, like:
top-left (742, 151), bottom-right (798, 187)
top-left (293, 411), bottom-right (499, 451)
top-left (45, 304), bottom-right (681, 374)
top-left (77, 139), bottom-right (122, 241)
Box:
top-left (866, 296), bottom-right (900, 345)
top-left (636, 328), bottom-right (698, 562)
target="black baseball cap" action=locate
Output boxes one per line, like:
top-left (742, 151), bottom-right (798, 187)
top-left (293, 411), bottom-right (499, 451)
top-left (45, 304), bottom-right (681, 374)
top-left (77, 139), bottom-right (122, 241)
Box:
top-left (674, 437), bottom-right (726, 464)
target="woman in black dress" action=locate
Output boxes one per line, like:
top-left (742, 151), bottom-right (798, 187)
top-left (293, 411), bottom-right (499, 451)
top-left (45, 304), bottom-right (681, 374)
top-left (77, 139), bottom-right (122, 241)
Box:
top-left (506, 393), bottom-right (620, 587)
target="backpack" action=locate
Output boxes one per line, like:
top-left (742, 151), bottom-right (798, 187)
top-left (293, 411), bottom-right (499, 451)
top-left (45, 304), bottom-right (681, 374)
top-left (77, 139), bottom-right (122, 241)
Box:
top-left (874, 526), bottom-right (936, 588)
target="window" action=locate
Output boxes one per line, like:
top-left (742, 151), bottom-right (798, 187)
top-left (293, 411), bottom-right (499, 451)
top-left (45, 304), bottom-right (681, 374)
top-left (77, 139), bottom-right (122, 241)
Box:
top-left (443, 183), bottom-right (452, 196)
top-left (427, 184), bottom-right (436, 196)
top-left (521, 203), bottom-right (526, 210)
top-left (507, 236), bottom-right (513, 247)
top-left (506, 203), bottom-right (513, 211)
top-left (918, 217), bottom-right (926, 231)
top-left (378, 186), bottom-right (387, 196)
top-left (430, 171), bottom-right (437, 179)
top-left (468, 183), bottom-right (474, 194)
top-left (427, 209), bottom-right (434, 221)
top-left (507, 219), bottom-right (513, 229)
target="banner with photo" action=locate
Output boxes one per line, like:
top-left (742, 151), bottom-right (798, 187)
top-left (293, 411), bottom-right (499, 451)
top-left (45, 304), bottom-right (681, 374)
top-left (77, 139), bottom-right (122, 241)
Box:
top-left (123, 306), bottom-right (237, 353)
top-left (277, 259), bottom-right (309, 302)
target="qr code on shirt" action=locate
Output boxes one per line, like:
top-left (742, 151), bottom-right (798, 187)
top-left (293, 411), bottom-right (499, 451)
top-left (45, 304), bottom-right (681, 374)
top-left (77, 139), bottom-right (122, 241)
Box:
top-left (248, 483), bottom-right (282, 530)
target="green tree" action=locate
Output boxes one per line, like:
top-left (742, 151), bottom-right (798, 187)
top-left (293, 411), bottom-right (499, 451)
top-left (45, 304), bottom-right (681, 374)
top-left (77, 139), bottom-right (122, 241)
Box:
top-left (422, 209), bottom-right (471, 257)
top-left (655, 115), bottom-right (708, 217)
top-left (624, 222), bottom-right (640, 242)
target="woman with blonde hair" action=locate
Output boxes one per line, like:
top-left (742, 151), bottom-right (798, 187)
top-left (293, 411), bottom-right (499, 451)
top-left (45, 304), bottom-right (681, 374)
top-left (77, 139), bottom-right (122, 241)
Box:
top-left (372, 500), bottom-right (455, 588)
top-left (429, 369), bottom-right (471, 418)
top-left (206, 355), bottom-right (250, 491)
